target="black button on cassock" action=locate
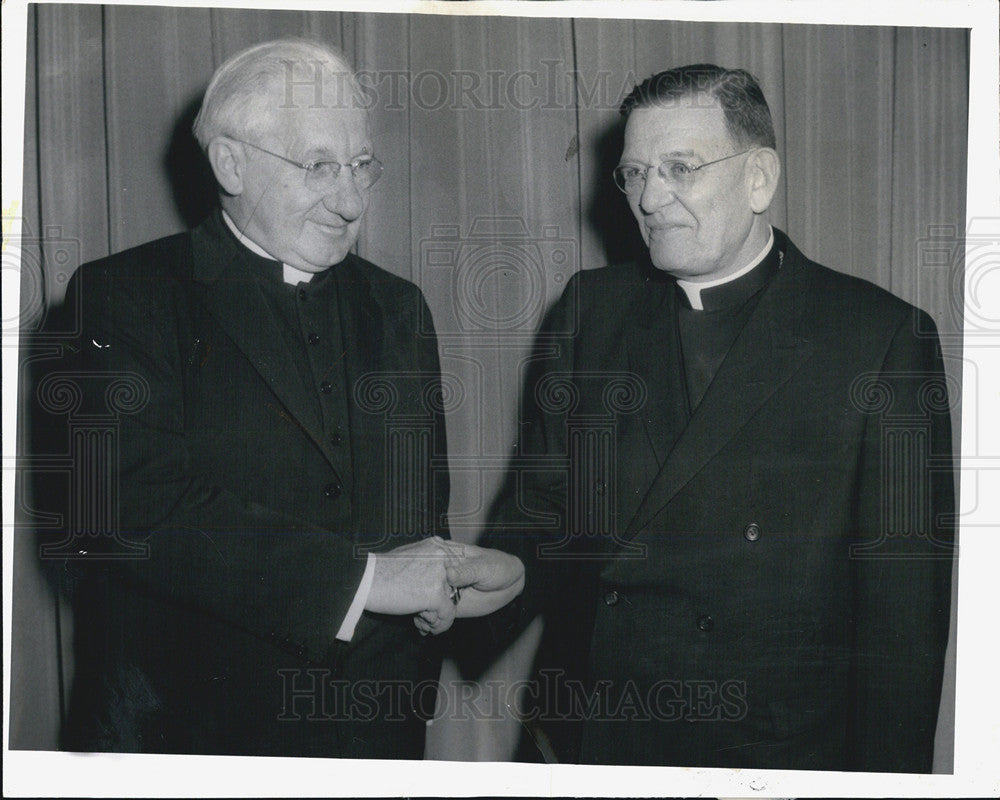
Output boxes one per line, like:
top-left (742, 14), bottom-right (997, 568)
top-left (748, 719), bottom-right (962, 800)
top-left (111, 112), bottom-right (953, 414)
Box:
top-left (308, 332), bottom-right (320, 345)
top-left (320, 381), bottom-right (333, 394)
top-left (330, 431), bottom-right (344, 446)
top-left (603, 590), bottom-right (619, 606)
top-left (697, 615), bottom-right (714, 632)
top-left (744, 522), bottom-right (761, 542)
top-left (324, 482), bottom-right (342, 499)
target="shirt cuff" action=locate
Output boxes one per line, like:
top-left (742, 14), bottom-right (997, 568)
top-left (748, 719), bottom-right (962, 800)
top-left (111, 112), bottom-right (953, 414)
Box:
top-left (335, 552), bottom-right (376, 642)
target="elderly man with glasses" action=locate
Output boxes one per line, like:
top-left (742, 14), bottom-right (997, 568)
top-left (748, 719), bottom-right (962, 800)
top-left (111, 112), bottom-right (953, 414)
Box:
top-left (58, 38), bottom-right (523, 760)
top-left (467, 64), bottom-right (954, 772)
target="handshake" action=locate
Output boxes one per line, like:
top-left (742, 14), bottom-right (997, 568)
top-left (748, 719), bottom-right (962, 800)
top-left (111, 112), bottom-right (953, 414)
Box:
top-left (364, 536), bottom-right (524, 635)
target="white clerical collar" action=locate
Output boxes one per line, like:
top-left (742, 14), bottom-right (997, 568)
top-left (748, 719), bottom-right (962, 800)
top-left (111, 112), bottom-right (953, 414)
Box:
top-left (221, 209), bottom-right (315, 286)
top-left (676, 226), bottom-right (774, 311)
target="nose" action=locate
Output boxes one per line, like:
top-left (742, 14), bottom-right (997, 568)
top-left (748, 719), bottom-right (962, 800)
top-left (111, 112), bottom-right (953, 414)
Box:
top-left (638, 168), bottom-right (677, 215)
top-left (321, 171), bottom-right (366, 221)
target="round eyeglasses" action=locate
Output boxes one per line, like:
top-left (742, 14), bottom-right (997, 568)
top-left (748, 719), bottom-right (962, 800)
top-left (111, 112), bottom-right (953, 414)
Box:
top-left (613, 149), bottom-right (753, 195)
top-left (236, 139), bottom-right (383, 191)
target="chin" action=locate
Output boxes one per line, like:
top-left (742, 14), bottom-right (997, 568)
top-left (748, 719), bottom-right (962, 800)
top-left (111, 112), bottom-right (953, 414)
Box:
top-left (304, 250), bottom-right (350, 271)
top-left (648, 248), bottom-right (687, 277)
top-left (303, 236), bottom-right (356, 269)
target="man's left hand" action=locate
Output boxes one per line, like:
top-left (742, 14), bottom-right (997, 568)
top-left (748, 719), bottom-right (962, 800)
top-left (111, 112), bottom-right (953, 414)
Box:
top-left (414, 540), bottom-right (524, 629)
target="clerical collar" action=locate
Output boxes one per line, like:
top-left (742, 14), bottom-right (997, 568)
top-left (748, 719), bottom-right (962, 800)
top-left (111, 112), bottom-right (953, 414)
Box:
top-left (220, 209), bottom-right (317, 286)
top-left (676, 227), bottom-right (776, 311)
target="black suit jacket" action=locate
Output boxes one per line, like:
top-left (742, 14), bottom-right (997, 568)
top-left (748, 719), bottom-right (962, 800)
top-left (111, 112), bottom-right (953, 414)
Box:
top-left (488, 229), bottom-right (954, 771)
top-left (57, 211), bottom-right (449, 758)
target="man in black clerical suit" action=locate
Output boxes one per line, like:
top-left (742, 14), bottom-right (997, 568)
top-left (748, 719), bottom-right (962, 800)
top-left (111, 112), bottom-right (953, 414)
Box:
top-left (464, 65), bottom-right (954, 771)
top-left (56, 39), bottom-right (522, 759)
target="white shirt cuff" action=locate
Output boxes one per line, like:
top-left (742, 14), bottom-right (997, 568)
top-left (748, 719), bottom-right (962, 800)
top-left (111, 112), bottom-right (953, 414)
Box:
top-left (335, 552), bottom-right (376, 642)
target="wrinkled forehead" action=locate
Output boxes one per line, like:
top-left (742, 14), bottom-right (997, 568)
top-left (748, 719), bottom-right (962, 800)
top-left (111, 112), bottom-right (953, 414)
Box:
top-left (267, 56), bottom-right (363, 111)
top-left (623, 97), bottom-right (733, 156)
top-left (255, 60), bottom-right (370, 150)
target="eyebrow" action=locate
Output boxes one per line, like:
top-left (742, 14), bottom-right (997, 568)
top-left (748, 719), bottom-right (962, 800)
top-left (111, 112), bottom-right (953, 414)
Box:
top-left (302, 144), bottom-right (373, 162)
top-left (618, 149), bottom-right (701, 165)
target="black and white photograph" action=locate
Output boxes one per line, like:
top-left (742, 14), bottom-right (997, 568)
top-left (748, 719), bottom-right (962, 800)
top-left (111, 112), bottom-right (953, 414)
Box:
top-left (2, 0), bottom-right (998, 796)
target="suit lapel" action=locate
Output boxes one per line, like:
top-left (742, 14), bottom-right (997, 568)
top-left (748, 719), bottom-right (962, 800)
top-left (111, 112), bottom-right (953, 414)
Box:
top-left (624, 249), bottom-right (815, 537)
top-left (189, 215), bottom-right (327, 452)
top-left (626, 277), bottom-right (689, 468)
top-left (335, 254), bottom-right (385, 430)
top-left (618, 277), bottom-right (689, 530)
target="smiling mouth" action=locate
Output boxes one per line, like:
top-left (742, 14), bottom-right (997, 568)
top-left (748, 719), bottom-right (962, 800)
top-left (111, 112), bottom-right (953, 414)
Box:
top-left (311, 220), bottom-right (350, 234)
top-left (646, 223), bottom-right (688, 234)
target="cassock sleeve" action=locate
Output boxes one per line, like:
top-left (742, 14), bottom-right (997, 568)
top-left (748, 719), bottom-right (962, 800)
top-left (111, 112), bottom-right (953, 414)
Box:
top-left (62, 261), bottom-right (388, 664)
top-left (849, 308), bottom-right (955, 772)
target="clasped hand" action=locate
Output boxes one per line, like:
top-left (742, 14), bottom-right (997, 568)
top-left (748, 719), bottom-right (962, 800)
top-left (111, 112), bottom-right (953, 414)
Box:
top-left (365, 536), bottom-right (524, 636)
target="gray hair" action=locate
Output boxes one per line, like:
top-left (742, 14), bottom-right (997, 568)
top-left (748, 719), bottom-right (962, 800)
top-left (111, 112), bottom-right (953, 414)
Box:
top-left (620, 64), bottom-right (777, 150)
top-left (192, 38), bottom-right (360, 149)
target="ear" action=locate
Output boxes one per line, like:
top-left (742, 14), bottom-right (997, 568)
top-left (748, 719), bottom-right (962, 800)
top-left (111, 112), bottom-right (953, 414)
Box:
top-left (206, 137), bottom-right (246, 197)
top-left (747, 147), bottom-right (781, 214)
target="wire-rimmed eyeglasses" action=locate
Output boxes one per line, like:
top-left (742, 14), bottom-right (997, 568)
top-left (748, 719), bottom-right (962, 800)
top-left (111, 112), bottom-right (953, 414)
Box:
top-left (236, 139), bottom-right (383, 191)
top-left (613, 149), bottom-right (753, 195)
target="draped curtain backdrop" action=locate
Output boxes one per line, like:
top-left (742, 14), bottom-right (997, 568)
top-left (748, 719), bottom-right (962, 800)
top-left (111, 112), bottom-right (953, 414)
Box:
top-left (13, 3), bottom-right (967, 767)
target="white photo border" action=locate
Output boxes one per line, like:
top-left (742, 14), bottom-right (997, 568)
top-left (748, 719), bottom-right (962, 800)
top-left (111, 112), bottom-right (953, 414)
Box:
top-left (3, 1), bottom-right (998, 797)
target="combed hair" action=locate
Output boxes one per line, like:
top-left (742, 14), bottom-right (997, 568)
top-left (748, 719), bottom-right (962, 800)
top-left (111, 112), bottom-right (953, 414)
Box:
top-left (192, 38), bottom-right (358, 150)
top-left (620, 64), bottom-right (777, 150)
